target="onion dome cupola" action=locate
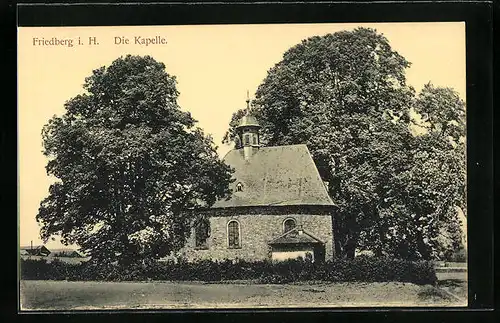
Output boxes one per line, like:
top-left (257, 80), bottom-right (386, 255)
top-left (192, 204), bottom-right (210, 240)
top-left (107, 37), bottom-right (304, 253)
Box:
top-left (236, 114), bottom-right (261, 147)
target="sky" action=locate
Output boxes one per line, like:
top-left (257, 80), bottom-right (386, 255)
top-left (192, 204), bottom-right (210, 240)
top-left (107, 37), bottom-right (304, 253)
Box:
top-left (18, 22), bottom-right (466, 249)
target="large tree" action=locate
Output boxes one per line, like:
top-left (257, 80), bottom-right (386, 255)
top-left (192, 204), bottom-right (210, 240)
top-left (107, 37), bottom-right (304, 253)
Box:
top-left (224, 28), bottom-right (466, 260)
top-left (361, 83), bottom-right (466, 260)
top-left (38, 55), bottom-right (232, 265)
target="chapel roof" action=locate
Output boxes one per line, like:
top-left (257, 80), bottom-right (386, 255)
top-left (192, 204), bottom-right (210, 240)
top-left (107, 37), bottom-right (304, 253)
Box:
top-left (212, 144), bottom-right (335, 208)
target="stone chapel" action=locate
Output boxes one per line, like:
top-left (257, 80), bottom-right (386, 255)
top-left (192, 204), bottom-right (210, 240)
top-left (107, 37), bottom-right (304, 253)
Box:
top-left (182, 100), bottom-right (336, 262)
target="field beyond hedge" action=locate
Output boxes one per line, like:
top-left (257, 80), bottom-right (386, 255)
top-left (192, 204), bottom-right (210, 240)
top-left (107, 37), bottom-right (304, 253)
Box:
top-left (20, 280), bottom-right (465, 310)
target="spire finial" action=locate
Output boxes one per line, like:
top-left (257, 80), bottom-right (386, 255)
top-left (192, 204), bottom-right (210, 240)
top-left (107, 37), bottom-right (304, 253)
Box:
top-left (246, 90), bottom-right (250, 110)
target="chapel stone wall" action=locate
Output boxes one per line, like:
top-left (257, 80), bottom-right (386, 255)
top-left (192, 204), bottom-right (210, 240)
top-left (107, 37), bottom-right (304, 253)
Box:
top-left (182, 210), bottom-right (334, 262)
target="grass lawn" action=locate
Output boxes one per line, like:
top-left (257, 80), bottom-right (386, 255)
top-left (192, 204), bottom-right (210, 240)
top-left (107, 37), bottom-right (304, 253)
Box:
top-left (20, 279), bottom-right (466, 310)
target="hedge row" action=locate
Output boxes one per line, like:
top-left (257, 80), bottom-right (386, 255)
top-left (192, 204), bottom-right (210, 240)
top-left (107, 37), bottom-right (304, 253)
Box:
top-left (20, 256), bottom-right (437, 285)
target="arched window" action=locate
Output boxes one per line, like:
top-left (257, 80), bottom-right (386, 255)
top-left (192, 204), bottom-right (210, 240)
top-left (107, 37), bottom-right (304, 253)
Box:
top-left (195, 218), bottom-right (210, 249)
top-left (227, 220), bottom-right (241, 248)
top-left (283, 218), bottom-right (297, 233)
top-left (235, 136), bottom-right (242, 149)
top-left (244, 134), bottom-right (250, 145)
top-left (236, 182), bottom-right (243, 192)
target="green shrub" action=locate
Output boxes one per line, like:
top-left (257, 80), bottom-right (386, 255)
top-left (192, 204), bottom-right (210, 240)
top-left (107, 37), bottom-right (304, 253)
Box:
top-left (20, 258), bottom-right (50, 280)
top-left (19, 256), bottom-right (437, 285)
top-left (448, 248), bottom-right (467, 263)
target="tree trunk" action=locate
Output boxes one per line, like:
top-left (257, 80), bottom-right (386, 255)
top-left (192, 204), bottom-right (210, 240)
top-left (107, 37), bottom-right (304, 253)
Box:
top-left (345, 237), bottom-right (356, 259)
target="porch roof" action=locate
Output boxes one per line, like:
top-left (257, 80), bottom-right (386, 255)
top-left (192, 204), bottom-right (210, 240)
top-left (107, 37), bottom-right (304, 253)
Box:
top-left (268, 227), bottom-right (325, 245)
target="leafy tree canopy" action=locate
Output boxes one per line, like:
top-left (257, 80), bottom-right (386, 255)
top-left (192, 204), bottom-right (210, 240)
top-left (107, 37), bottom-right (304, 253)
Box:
top-left (38, 55), bottom-right (233, 265)
top-left (224, 28), bottom-right (466, 260)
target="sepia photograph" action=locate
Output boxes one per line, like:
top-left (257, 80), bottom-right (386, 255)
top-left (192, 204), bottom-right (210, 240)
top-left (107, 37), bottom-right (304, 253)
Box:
top-left (18, 22), bottom-right (467, 310)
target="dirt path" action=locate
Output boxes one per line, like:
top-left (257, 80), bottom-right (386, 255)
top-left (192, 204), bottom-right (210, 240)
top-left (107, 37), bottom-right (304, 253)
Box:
top-left (436, 271), bottom-right (468, 302)
top-left (20, 280), bottom-right (464, 310)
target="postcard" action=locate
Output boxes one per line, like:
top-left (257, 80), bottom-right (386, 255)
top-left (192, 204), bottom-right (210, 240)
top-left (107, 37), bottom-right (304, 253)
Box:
top-left (18, 22), bottom-right (467, 310)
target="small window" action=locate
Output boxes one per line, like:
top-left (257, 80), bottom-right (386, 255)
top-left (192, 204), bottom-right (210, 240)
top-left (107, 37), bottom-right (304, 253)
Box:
top-left (252, 135), bottom-right (257, 145)
top-left (235, 136), bottom-right (242, 149)
top-left (227, 220), bottom-right (241, 248)
top-left (244, 134), bottom-right (250, 145)
top-left (236, 182), bottom-right (243, 192)
top-left (195, 218), bottom-right (210, 249)
top-left (283, 218), bottom-right (297, 233)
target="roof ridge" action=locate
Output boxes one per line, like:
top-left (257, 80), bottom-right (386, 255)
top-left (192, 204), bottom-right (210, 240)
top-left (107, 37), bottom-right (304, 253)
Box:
top-left (260, 143), bottom-right (308, 149)
top-left (227, 143), bottom-right (308, 153)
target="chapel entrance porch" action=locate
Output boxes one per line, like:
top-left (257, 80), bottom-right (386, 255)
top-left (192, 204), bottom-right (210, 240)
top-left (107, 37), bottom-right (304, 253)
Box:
top-left (268, 226), bottom-right (326, 262)
top-left (269, 243), bottom-right (326, 262)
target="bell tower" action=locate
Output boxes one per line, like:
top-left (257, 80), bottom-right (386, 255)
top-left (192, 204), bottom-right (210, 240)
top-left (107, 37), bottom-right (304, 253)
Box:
top-left (236, 92), bottom-right (261, 161)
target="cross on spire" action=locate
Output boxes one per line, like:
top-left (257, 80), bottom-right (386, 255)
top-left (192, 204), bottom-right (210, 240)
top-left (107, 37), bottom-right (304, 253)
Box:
top-left (246, 90), bottom-right (250, 110)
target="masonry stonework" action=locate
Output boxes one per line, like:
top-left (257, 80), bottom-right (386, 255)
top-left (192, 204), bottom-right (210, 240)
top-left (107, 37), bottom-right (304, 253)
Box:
top-left (183, 213), bottom-right (334, 262)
